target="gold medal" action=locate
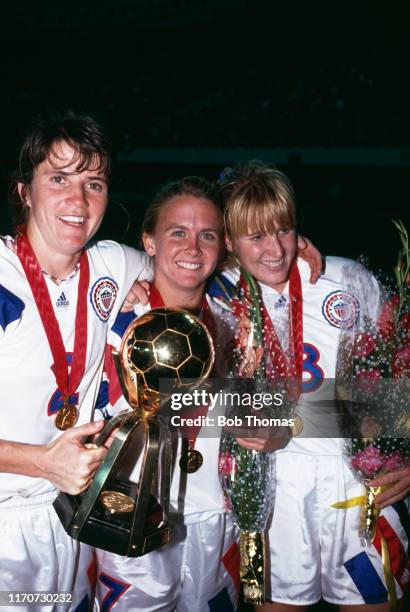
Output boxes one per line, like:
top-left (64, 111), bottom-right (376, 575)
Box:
top-left (55, 401), bottom-right (79, 431)
top-left (100, 491), bottom-right (135, 514)
top-left (16, 238), bottom-right (90, 436)
top-left (291, 415), bottom-right (304, 437)
top-left (179, 448), bottom-right (203, 473)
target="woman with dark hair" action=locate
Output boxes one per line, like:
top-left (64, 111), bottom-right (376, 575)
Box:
top-left (0, 110), bottom-right (151, 609)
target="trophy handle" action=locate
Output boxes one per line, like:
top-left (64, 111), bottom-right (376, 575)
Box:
top-left (69, 411), bottom-right (142, 537)
top-left (112, 350), bottom-right (139, 409)
top-left (93, 411), bottom-right (131, 448)
top-left (158, 412), bottom-right (172, 524)
top-left (127, 417), bottom-right (161, 554)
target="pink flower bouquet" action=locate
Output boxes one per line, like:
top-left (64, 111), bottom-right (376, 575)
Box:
top-left (336, 220), bottom-right (410, 545)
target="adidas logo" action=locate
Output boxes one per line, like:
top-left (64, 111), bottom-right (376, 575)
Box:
top-left (56, 292), bottom-right (69, 308)
top-left (274, 295), bottom-right (287, 310)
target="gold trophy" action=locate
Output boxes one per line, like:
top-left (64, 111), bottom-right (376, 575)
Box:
top-left (54, 307), bottom-right (214, 556)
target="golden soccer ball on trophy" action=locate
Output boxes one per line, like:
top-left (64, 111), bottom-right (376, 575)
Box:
top-left (54, 306), bottom-right (215, 558)
top-left (117, 307), bottom-right (215, 415)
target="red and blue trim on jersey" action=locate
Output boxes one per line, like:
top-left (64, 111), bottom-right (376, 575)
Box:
top-left (344, 502), bottom-right (410, 603)
top-left (208, 541), bottom-right (240, 611)
top-left (0, 284), bottom-right (25, 332)
top-left (97, 573), bottom-right (131, 612)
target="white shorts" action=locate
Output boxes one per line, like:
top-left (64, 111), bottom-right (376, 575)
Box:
top-left (267, 450), bottom-right (410, 605)
top-left (95, 513), bottom-right (239, 611)
top-left (0, 492), bottom-right (95, 611)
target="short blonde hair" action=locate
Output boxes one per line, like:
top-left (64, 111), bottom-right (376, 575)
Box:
top-left (220, 161), bottom-right (296, 241)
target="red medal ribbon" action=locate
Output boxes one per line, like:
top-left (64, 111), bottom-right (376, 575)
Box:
top-left (238, 261), bottom-right (303, 382)
top-left (17, 234), bottom-right (90, 404)
top-left (147, 283), bottom-right (212, 445)
top-left (289, 262), bottom-right (303, 380)
top-left (147, 283), bottom-right (166, 309)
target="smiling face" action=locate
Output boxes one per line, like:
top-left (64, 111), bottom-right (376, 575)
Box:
top-left (226, 225), bottom-right (297, 293)
top-left (221, 163), bottom-right (298, 292)
top-left (143, 195), bottom-right (223, 299)
top-left (20, 140), bottom-right (108, 273)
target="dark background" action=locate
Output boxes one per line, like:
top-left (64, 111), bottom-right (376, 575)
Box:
top-left (1, 1), bottom-right (409, 281)
top-left (0, 2), bottom-right (408, 609)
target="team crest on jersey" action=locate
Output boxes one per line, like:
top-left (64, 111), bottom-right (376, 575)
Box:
top-left (90, 277), bottom-right (118, 322)
top-left (322, 290), bottom-right (359, 328)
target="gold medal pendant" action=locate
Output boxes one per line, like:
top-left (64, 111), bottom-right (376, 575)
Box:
top-left (291, 415), bottom-right (304, 437)
top-left (100, 491), bottom-right (135, 514)
top-left (55, 400), bottom-right (79, 431)
top-left (16, 237), bottom-right (89, 435)
top-left (179, 448), bottom-right (203, 473)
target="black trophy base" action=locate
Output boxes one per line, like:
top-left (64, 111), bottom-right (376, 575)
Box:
top-left (53, 479), bottom-right (170, 557)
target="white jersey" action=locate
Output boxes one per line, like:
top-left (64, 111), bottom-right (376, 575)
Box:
top-left (222, 256), bottom-right (380, 454)
top-left (0, 237), bottom-right (152, 501)
top-left (220, 257), bottom-right (409, 605)
top-left (100, 294), bottom-right (231, 524)
top-left (96, 295), bottom-right (240, 611)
